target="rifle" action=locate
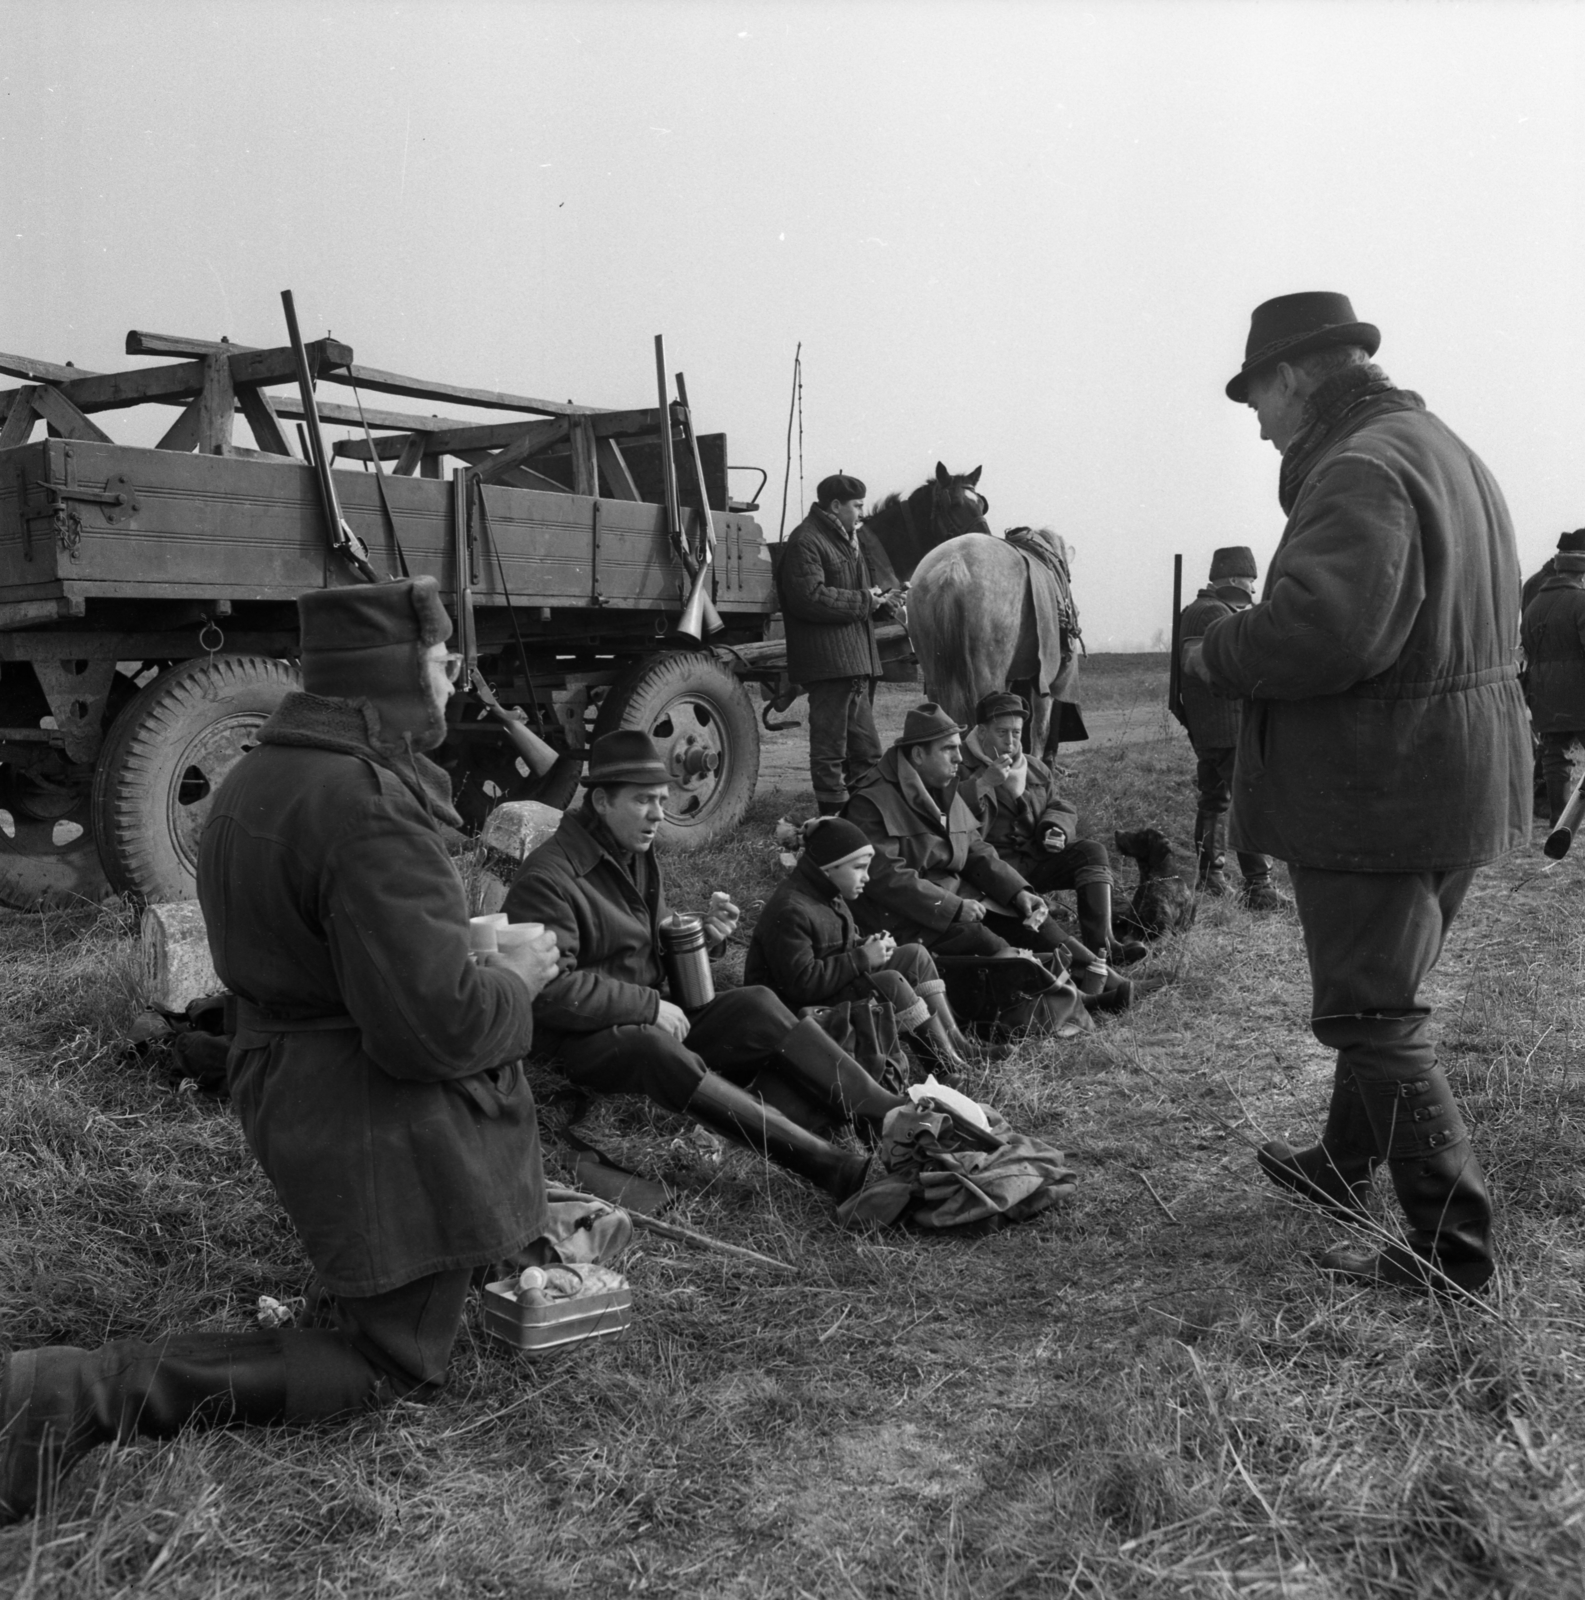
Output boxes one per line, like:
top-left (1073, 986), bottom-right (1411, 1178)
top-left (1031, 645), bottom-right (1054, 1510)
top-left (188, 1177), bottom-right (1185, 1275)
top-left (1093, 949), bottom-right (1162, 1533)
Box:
top-left (1545, 771), bottom-right (1585, 859)
top-left (1168, 553), bottom-right (1187, 727)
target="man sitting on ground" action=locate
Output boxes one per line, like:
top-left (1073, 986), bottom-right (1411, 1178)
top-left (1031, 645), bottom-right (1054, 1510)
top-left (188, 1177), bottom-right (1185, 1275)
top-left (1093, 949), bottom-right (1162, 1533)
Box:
top-left (504, 730), bottom-right (906, 1202)
top-left (843, 703), bottom-right (1099, 1033)
top-left (959, 690), bottom-right (1146, 966)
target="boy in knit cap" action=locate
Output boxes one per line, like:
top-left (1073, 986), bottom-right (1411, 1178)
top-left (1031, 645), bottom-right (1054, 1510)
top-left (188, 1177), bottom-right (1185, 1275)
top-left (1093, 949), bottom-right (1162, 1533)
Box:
top-left (745, 817), bottom-right (974, 1071)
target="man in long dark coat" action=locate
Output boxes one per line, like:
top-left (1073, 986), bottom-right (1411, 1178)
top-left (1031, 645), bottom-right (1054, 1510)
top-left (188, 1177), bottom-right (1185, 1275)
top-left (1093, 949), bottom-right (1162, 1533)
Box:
top-left (1178, 547), bottom-right (1287, 909)
top-left (504, 730), bottom-right (903, 1197)
top-left (1521, 528), bottom-right (1585, 825)
top-left (1, 577), bottom-right (561, 1524)
top-left (1189, 292), bottom-right (1530, 1293)
top-left (779, 471), bottom-right (897, 815)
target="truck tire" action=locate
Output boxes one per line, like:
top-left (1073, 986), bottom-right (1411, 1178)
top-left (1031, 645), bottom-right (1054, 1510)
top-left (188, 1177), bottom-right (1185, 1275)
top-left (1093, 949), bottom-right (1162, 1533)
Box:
top-left (91, 655), bottom-right (298, 903)
top-left (0, 770), bottom-right (111, 911)
top-left (592, 651), bottom-right (760, 849)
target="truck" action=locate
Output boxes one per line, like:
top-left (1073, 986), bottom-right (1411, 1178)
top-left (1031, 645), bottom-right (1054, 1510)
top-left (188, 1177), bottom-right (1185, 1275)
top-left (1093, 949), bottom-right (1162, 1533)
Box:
top-left (0, 321), bottom-right (913, 910)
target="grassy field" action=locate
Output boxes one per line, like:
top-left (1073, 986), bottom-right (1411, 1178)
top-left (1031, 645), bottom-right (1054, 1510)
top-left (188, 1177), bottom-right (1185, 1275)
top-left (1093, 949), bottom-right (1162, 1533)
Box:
top-left (4, 653), bottom-right (1585, 1598)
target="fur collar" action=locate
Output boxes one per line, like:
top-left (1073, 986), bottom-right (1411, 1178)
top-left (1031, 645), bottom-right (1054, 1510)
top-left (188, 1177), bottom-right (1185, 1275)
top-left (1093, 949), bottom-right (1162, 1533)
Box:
top-left (258, 691), bottom-right (462, 827)
top-left (1278, 365), bottom-right (1419, 514)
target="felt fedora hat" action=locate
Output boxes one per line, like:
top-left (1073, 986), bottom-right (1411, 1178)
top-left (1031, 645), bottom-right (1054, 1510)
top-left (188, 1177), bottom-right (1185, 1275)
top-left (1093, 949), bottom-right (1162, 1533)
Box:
top-left (896, 702), bottom-right (965, 748)
top-left (1225, 292), bottom-right (1380, 403)
top-left (585, 730), bottom-right (671, 786)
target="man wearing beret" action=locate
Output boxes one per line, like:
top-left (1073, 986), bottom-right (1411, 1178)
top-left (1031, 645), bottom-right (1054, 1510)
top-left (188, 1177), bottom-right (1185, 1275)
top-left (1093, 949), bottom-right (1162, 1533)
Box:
top-left (1187, 291), bottom-right (1530, 1293)
top-left (505, 729), bottom-right (905, 1200)
top-left (959, 690), bottom-right (1146, 966)
top-left (779, 473), bottom-right (902, 815)
top-left (1521, 528), bottom-right (1585, 826)
top-left (844, 702), bottom-right (1093, 1034)
top-left (2, 577), bottom-right (562, 1523)
top-left (1178, 548), bottom-right (1288, 910)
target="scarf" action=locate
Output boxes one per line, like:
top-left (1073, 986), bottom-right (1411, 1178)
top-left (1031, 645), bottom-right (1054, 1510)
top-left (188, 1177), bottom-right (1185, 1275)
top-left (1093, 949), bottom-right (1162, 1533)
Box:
top-left (258, 691), bottom-right (463, 828)
top-left (1277, 364), bottom-right (1411, 515)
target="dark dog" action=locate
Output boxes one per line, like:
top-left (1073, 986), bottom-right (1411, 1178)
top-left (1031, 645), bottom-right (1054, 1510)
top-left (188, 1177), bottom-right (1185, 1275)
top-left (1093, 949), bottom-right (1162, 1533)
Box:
top-left (1113, 827), bottom-right (1196, 939)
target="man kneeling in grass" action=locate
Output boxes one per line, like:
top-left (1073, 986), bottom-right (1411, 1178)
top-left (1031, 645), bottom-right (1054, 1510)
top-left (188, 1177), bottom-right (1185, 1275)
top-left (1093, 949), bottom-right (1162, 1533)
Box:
top-left (2, 578), bottom-right (561, 1525)
top-left (504, 730), bottom-right (906, 1203)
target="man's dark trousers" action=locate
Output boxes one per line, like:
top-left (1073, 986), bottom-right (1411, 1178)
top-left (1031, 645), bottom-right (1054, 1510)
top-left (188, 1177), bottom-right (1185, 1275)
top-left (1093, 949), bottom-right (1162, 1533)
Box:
top-left (1288, 866), bottom-right (1492, 1278)
top-left (807, 675), bottom-right (882, 809)
top-left (1195, 743), bottom-right (1271, 883)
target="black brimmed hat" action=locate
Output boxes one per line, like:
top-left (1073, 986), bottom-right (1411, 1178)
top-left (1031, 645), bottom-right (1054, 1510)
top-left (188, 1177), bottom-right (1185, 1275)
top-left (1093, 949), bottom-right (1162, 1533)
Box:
top-left (585, 730), bottom-right (671, 787)
top-left (1226, 292), bottom-right (1380, 403)
top-left (896, 702), bottom-right (965, 748)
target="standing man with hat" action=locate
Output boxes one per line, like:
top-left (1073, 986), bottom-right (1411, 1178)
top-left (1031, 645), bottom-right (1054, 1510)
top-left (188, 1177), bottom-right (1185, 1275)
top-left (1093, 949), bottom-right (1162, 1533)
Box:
top-left (1187, 292), bottom-right (1530, 1293)
top-left (1179, 548), bottom-right (1288, 909)
top-left (504, 729), bottom-right (907, 1202)
top-left (2, 576), bottom-right (563, 1524)
top-left (1521, 528), bottom-right (1585, 827)
top-left (779, 472), bottom-right (903, 815)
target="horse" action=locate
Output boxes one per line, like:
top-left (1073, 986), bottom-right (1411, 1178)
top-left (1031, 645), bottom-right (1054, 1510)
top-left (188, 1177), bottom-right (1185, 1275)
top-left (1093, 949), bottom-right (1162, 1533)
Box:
top-left (858, 461), bottom-right (991, 588)
top-left (906, 527), bottom-right (1083, 761)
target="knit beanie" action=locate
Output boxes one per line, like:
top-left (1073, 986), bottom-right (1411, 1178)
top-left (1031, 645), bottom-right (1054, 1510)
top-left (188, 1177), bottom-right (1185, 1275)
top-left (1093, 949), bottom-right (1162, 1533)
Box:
top-left (805, 817), bottom-right (873, 870)
top-left (297, 576), bottom-right (453, 754)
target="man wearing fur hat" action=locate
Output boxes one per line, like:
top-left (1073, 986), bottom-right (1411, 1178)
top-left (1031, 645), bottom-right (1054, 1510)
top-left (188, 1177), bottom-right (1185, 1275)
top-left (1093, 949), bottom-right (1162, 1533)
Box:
top-left (1178, 549), bottom-right (1288, 910)
top-left (1187, 291), bottom-right (1531, 1294)
top-left (1521, 529), bottom-right (1585, 826)
top-left (779, 472), bottom-right (903, 815)
top-left (1, 577), bottom-right (562, 1525)
top-left (504, 729), bottom-right (906, 1200)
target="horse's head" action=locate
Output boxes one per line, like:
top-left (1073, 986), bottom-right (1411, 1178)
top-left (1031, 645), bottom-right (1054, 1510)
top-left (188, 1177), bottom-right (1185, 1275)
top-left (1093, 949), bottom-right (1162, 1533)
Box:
top-left (932, 461), bottom-right (991, 539)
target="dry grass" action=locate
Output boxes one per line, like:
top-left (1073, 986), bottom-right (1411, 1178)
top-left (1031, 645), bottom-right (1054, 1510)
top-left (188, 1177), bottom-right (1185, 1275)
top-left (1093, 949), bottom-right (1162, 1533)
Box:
top-left (4, 654), bottom-right (1585, 1597)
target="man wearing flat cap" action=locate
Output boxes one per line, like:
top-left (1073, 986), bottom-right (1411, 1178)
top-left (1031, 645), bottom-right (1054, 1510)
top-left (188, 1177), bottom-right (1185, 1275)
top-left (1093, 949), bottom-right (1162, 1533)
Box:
top-left (505, 728), bottom-right (906, 1202)
top-left (779, 472), bottom-right (902, 815)
top-left (1186, 291), bottom-right (1530, 1294)
top-left (959, 690), bottom-right (1145, 966)
top-left (2, 577), bottom-right (562, 1524)
top-left (1521, 528), bottom-right (1585, 825)
top-left (1178, 547), bottom-right (1287, 910)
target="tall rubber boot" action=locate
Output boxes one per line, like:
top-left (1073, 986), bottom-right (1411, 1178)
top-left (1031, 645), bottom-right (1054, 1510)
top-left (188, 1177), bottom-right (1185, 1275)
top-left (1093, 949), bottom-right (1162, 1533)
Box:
top-left (1, 1330), bottom-right (380, 1524)
top-left (1237, 854), bottom-right (1292, 912)
top-left (683, 1072), bottom-right (870, 1201)
top-left (773, 1016), bottom-right (908, 1134)
top-left (1076, 881), bottom-right (1146, 967)
top-left (1257, 1066), bottom-right (1378, 1218)
top-left (1319, 1061), bottom-right (1495, 1294)
top-left (1194, 810), bottom-right (1229, 896)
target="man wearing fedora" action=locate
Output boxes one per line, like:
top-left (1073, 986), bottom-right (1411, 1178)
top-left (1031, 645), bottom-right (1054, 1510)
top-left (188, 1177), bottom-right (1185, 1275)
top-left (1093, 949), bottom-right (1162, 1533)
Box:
top-left (779, 472), bottom-right (902, 816)
top-left (1178, 548), bottom-right (1288, 910)
top-left (1186, 291), bottom-right (1530, 1293)
top-left (844, 702), bottom-right (1094, 1035)
top-left (2, 577), bottom-right (562, 1524)
top-left (504, 729), bottom-right (907, 1203)
top-left (1521, 528), bottom-right (1585, 827)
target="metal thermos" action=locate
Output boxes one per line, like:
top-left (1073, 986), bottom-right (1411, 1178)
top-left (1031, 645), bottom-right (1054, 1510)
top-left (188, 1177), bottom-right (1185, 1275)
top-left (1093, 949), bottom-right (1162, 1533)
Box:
top-left (660, 913), bottom-right (715, 1011)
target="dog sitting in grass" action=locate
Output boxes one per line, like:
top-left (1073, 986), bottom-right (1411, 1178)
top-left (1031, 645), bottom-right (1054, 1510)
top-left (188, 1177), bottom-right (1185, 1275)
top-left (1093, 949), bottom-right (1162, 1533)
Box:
top-left (1113, 827), bottom-right (1196, 939)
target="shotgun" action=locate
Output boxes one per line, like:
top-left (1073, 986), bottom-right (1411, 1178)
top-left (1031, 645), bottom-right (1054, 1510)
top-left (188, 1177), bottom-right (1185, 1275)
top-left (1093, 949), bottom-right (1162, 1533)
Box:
top-left (1168, 553), bottom-right (1187, 727)
top-left (1545, 772), bottom-right (1585, 859)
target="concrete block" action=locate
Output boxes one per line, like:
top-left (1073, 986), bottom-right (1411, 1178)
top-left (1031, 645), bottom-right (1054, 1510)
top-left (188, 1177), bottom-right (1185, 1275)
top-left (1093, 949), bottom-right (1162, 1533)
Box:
top-left (481, 800), bottom-right (563, 862)
top-left (141, 901), bottom-right (223, 1014)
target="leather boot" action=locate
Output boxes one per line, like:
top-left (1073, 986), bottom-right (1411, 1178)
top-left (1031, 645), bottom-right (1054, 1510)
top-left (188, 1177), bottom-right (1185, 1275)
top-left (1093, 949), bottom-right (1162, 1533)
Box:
top-left (1237, 854), bottom-right (1292, 912)
top-left (1075, 881), bottom-right (1146, 966)
top-left (773, 1016), bottom-right (907, 1134)
top-left (683, 1073), bottom-right (870, 1201)
top-left (1194, 810), bottom-right (1229, 896)
top-left (1257, 1066), bottom-right (1378, 1219)
top-left (1, 1330), bottom-right (380, 1524)
top-left (1319, 1059), bottom-right (1495, 1294)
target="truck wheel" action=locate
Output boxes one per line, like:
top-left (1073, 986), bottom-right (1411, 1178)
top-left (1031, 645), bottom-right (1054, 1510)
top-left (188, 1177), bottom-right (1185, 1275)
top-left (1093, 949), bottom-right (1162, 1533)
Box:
top-left (0, 769), bottom-right (111, 911)
top-left (91, 655), bottom-right (298, 903)
top-left (593, 651), bottom-right (760, 849)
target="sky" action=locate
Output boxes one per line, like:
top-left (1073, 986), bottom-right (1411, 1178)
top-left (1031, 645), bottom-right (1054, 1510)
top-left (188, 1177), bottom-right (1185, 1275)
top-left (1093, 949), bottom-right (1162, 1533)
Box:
top-left (3, 0), bottom-right (1582, 648)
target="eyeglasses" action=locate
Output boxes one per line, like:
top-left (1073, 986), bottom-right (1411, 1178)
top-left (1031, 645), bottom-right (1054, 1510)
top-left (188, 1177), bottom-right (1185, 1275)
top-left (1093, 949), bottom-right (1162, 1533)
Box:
top-left (441, 652), bottom-right (466, 684)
